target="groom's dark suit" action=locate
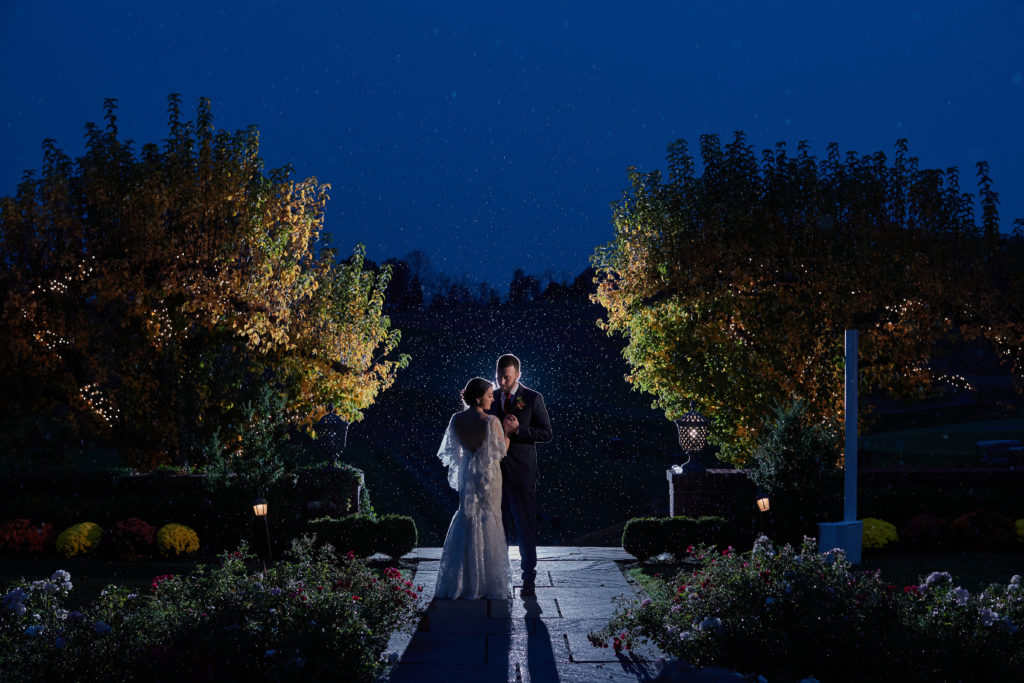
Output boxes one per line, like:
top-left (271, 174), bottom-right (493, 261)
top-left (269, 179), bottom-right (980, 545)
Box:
top-left (488, 383), bottom-right (551, 587)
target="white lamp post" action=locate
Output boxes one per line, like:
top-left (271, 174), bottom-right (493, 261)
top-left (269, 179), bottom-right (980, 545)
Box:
top-left (818, 330), bottom-right (864, 563)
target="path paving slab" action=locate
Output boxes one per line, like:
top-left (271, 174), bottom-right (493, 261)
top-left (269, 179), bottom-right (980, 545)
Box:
top-left (379, 546), bottom-right (743, 683)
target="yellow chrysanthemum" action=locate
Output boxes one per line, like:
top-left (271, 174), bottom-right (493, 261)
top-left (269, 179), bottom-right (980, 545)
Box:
top-left (55, 522), bottom-right (103, 558)
top-left (156, 523), bottom-right (200, 557)
top-left (861, 517), bottom-right (898, 550)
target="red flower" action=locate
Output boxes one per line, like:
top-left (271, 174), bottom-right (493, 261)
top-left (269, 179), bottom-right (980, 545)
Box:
top-left (151, 574), bottom-right (175, 592)
top-left (0, 519), bottom-right (56, 556)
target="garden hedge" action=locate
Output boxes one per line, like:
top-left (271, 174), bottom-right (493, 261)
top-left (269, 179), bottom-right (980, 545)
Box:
top-left (307, 513), bottom-right (418, 560)
top-left (623, 516), bottom-right (729, 561)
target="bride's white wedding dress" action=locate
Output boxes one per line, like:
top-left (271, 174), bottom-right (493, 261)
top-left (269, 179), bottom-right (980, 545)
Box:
top-left (434, 413), bottom-right (511, 599)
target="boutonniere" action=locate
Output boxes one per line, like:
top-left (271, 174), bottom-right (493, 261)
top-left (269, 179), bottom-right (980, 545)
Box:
top-left (514, 397), bottom-right (526, 411)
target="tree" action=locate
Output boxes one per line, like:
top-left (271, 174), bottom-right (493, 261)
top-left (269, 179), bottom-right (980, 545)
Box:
top-left (591, 133), bottom-right (1023, 463)
top-left (382, 258), bottom-right (424, 311)
top-left (509, 268), bottom-right (541, 304)
top-left (0, 95), bottom-right (408, 468)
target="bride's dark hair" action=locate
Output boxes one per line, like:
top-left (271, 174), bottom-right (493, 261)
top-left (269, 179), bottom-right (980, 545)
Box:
top-left (460, 377), bottom-right (493, 408)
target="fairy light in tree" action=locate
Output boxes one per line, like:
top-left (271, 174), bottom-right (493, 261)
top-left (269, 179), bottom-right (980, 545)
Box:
top-left (79, 384), bottom-right (120, 425)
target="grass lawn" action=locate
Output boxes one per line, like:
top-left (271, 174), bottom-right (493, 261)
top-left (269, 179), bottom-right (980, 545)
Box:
top-left (861, 417), bottom-right (1024, 466)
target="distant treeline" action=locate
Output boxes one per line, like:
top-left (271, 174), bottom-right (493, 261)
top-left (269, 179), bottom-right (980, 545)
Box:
top-left (356, 250), bottom-right (597, 310)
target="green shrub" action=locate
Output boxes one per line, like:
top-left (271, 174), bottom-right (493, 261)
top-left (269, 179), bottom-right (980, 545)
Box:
top-left (591, 537), bottom-right (1024, 682)
top-left (664, 516), bottom-right (726, 559)
top-left (55, 522), bottom-right (103, 558)
top-left (377, 514), bottom-right (417, 561)
top-left (622, 518), bottom-right (665, 561)
top-left (308, 514), bottom-right (378, 557)
top-left (0, 539), bottom-right (423, 682)
top-left (746, 399), bottom-right (842, 543)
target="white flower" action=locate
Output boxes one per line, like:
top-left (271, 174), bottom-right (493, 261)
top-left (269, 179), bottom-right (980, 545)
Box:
top-left (679, 630), bottom-right (692, 641)
top-left (951, 587), bottom-right (970, 606)
top-left (752, 535), bottom-right (775, 557)
top-left (979, 608), bottom-right (998, 627)
top-left (3, 587), bottom-right (28, 615)
top-left (50, 570), bottom-right (72, 591)
top-left (925, 571), bottom-right (952, 587)
top-left (696, 616), bottom-right (722, 632)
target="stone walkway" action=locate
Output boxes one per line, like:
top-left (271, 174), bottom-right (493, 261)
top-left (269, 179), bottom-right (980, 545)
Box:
top-left (378, 547), bottom-right (746, 682)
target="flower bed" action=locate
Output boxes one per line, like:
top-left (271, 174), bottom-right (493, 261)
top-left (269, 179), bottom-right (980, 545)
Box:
top-left (0, 537), bottom-right (423, 681)
top-left (591, 536), bottom-right (1023, 682)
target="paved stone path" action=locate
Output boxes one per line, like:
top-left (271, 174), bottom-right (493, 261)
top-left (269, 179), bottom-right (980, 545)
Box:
top-left (378, 547), bottom-right (746, 682)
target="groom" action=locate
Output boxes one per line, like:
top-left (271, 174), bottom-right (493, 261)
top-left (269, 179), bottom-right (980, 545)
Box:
top-left (489, 353), bottom-right (552, 597)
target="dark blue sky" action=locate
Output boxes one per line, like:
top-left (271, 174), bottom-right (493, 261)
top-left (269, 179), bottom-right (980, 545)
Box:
top-left (3, 1), bottom-right (1022, 287)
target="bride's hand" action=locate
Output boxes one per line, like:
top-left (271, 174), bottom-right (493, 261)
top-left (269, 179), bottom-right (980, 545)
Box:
top-left (503, 414), bottom-right (519, 433)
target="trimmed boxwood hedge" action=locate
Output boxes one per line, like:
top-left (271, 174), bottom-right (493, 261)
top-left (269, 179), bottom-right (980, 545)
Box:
top-left (307, 513), bottom-right (417, 561)
top-left (623, 515), bottom-right (728, 561)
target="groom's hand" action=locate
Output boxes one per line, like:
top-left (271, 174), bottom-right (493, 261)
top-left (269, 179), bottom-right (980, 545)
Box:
top-left (503, 414), bottom-right (519, 434)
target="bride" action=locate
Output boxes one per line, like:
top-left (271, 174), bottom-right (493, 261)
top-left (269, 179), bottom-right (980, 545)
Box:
top-left (434, 377), bottom-right (513, 599)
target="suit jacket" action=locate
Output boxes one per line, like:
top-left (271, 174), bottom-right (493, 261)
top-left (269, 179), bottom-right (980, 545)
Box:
top-left (488, 384), bottom-right (552, 487)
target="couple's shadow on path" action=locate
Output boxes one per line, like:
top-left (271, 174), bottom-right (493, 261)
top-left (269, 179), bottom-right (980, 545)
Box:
top-left (519, 596), bottom-right (559, 682)
top-left (382, 593), bottom-right (557, 682)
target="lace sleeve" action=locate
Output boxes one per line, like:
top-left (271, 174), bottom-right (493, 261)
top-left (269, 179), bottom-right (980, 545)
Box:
top-left (487, 415), bottom-right (507, 460)
top-left (437, 415), bottom-right (465, 490)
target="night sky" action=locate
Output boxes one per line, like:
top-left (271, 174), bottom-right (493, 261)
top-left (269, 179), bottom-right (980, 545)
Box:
top-left (3, 1), bottom-right (1022, 289)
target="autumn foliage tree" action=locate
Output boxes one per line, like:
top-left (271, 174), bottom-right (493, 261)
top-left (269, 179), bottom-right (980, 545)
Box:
top-left (592, 133), bottom-right (1023, 464)
top-left (0, 96), bottom-right (408, 469)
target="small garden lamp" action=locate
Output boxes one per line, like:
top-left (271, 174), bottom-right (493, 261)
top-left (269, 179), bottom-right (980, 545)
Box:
top-left (253, 496), bottom-right (269, 517)
top-left (755, 488), bottom-right (770, 535)
top-left (253, 493), bottom-right (273, 563)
